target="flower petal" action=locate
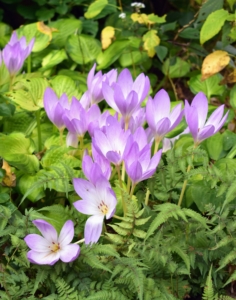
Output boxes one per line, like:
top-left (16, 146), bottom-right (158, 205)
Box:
top-left (58, 220), bottom-right (75, 246)
top-left (84, 215), bottom-right (104, 244)
top-left (32, 220), bottom-right (58, 243)
top-left (27, 250), bottom-right (60, 265)
top-left (59, 244), bottom-right (80, 263)
top-left (73, 199), bottom-right (102, 215)
top-left (191, 92), bottom-right (208, 128)
top-left (24, 234), bottom-right (51, 252)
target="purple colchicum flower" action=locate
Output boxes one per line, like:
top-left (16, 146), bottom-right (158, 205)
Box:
top-left (92, 116), bottom-right (131, 166)
top-left (185, 92), bottom-right (229, 145)
top-left (73, 177), bottom-right (117, 244)
top-left (146, 89), bottom-right (184, 143)
top-left (80, 64), bottom-right (117, 108)
top-left (24, 220), bottom-right (80, 265)
top-left (63, 96), bottom-right (100, 147)
top-left (43, 87), bottom-right (70, 130)
top-left (2, 31), bottom-right (34, 76)
top-left (162, 127), bottom-right (190, 152)
top-left (125, 142), bottom-right (162, 185)
top-left (102, 68), bottom-right (150, 124)
top-left (82, 149), bottom-right (111, 184)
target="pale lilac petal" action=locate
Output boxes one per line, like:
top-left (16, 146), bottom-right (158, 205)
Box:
top-left (155, 118), bottom-right (171, 137)
top-left (214, 110), bottom-right (229, 133)
top-left (205, 105), bottom-right (224, 128)
top-left (87, 63), bottom-right (96, 89)
top-left (198, 125), bottom-right (215, 143)
top-left (93, 129), bottom-right (112, 157)
top-left (133, 74), bottom-right (150, 102)
top-left (24, 234), bottom-right (51, 252)
top-left (66, 132), bottom-right (78, 148)
top-left (73, 178), bottom-right (97, 200)
top-left (102, 82), bottom-right (119, 111)
top-left (59, 244), bottom-right (80, 263)
top-left (153, 89), bottom-right (171, 120)
top-left (58, 220), bottom-right (74, 246)
top-left (117, 68), bottom-right (133, 97)
top-left (74, 199), bottom-right (101, 215)
top-left (128, 161), bottom-right (143, 184)
top-left (84, 215), bottom-right (104, 244)
top-left (185, 104), bottom-right (198, 142)
top-left (27, 250), bottom-right (60, 265)
top-left (32, 220), bottom-right (58, 243)
top-left (106, 151), bottom-right (121, 165)
top-left (191, 92), bottom-right (208, 128)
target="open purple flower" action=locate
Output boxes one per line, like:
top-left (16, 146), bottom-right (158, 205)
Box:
top-left (24, 220), bottom-right (80, 265)
top-left (2, 31), bottom-right (34, 76)
top-left (146, 89), bottom-right (184, 143)
top-left (43, 87), bottom-right (70, 130)
top-left (102, 68), bottom-right (150, 124)
top-left (73, 177), bottom-right (117, 244)
top-left (185, 92), bottom-right (229, 145)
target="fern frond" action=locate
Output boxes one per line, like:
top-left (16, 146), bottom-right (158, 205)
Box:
top-left (202, 265), bottom-right (215, 300)
top-left (55, 278), bottom-right (79, 300)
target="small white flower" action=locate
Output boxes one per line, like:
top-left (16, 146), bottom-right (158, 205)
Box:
top-left (119, 12), bottom-right (126, 19)
top-left (131, 2), bottom-right (145, 8)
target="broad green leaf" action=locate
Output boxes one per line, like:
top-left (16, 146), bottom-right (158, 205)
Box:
top-left (189, 74), bottom-right (225, 99)
top-left (119, 51), bottom-right (148, 68)
top-left (179, 28), bottom-right (200, 40)
top-left (50, 75), bottom-right (81, 99)
top-left (147, 13), bottom-right (166, 24)
top-left (6, 77), bottom-right (49, 111)
top-left (200, 9), bottom-right (229, 44)
top-left (36, 8), bottom-right (55, 21)
top-left (0, 133), bottom-right (39, 173)
top-left (41, 49), bottom-right (68, 71)
top-left (227, 0), bottom-right (236, 10)
top-left (18, 174), bottom-right (45, 202)
top-left (222, 130), bottom-right (236, 151)
top-left (16, 22), bottom-right (51, 52)
top-left (41, 146), bottom-right (81, 169)
top-left (66, 34), bottom-right (101, 65)
top-left (185, 180), bottom-right (224, 211)
top-left (196, 0), bottom-right (224, 22)
top-left (162, 57), bottom-right (190, 78)
top-left (50, 18), bottom-right (82, 47)
top-left (205, 132), bottom-right (223, 160)
top-left (58, 69), bottom-right (87, 93)
top-left (0, 63), bottom-right (10, 89)
top-left (155, 45), bottom-right (168, 62)
top-left (85, 0), bottom-right (108, 19)
top-left (0, 102), bottom-right (15, 117)
top-left (96, 39), bottom-right (130, 70)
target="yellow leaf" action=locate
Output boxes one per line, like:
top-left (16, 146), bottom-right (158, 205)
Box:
top-left (143, 30), bottom-right (160, 57)
top-left (2, 160), bottom-right (16, 187)
top-left (201, 50), bottom-right (230, 81)
top-left (131, 13), bottom-right (149, 24)
top-left (101, 26), bottom-right (115, 49)
top-left (37, 22), bottom-right (58, 41)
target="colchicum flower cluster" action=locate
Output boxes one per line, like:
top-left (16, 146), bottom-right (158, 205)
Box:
top-left (25, 63), bottom-right (228, 265)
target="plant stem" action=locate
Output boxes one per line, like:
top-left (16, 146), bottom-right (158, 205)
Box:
top-left (27, 54), bottom-right (31, 74)
top-left (154, 139), bottom-right (160, 154)
top-left (59, 128), bottom-right (64, 146)
top-left (130, 183), bottom-right (136, 199)
top-left (113, 214), bottom-right (123, 220)
top-left (35, 110), bottom-right (42, 151)
top-left (168, 75), bottom-right (178, 101)
top-left (74, 238), bottom-right (85, 244)
top-left (127, 176), bottom-right (131, 193)
top-left (116, 165), bottom-right (127, 216)
top-left (145, 188), bottom-right (150, 206)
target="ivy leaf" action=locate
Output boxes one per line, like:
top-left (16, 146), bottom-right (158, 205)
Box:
top-left (143, 30), bottom-right (160, 58)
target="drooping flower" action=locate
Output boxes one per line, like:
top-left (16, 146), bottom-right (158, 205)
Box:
top-left (80, 64), bottom-right (117, 108)
top-left (2, 31), bottom-right (34, 76)
top-left (92, 116), bottom-right (131, 165)
top-left (102, 68), bottom-right (150, 124)
top-left (43, 87), bottom-right (70, 130)
top-left (185, 92), bottom-right (229, 145)
top-left (63, 96), bottom-right (100, 147)
top-left (73, 177), bottom-right (117, 244)
top-left (24, 220), bottom-right (80, 265)
top-left (146, 89), bottom-right (184, 143)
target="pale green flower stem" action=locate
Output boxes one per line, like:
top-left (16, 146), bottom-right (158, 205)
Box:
top-left (74, 238), bottom-right (85, 244)
top-left (35, 110), bottom-right (42, 151)
top-left (177, 145), bottom-right (197, 207)
top-left (116, 165), bottom-right (127, 216)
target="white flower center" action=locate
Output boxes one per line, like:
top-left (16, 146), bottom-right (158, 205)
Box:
top-left (98, 201), bottom-right (108, 215)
